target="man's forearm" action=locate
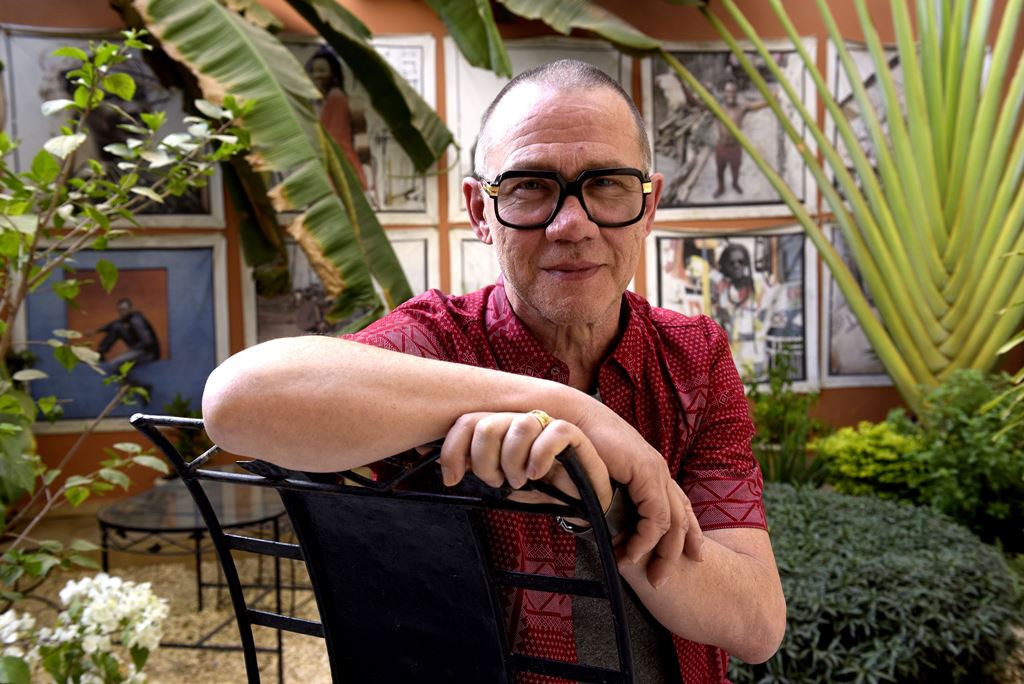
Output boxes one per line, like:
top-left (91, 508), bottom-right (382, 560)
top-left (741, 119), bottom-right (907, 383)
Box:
top-left (202, 336), bottom-right (584, 470)
top-left (619, 527), bottom-right (786, 664)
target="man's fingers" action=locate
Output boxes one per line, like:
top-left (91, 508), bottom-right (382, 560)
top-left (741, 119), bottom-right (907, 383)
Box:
top-left (468, 414), bottom-right (512, 487)
top-left (652, 480), bottom-right (688, 562)
top-left (439, 412), bottom-right (483, 485)
top-left (500, 413), bottom-right (544, 489)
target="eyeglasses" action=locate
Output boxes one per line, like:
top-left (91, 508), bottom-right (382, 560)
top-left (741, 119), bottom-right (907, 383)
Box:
top-left (481, 168), bottom-right (653, 230)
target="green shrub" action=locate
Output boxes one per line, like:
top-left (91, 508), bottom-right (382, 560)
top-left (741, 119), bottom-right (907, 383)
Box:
top-left (746, 351), bottom-right (831, 485)
top-left (811, 416), bottom-right (923, 499)
top-left (730, 484), bottom-right (1021, 684)
top-left (911, 369), bottom-right (1024, 552)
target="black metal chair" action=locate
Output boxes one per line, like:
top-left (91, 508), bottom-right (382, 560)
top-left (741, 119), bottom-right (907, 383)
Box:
top-left (131, 413), bottom-right (635, 683)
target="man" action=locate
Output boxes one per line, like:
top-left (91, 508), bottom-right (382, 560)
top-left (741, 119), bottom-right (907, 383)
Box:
top-left (203, 60), bottom-right (785, 683)
top-left (94, 298), bottom-right (160, 384)
top-left (710, 81), bottom-right (769, 199)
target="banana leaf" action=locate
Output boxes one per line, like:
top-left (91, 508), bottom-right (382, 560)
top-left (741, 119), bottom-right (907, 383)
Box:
top-left (136, 0), bottom-right (411, 322)
top-left (286, 0), bottom-right (454, 172)
top-left (425, 0), bottom-right (512, 77)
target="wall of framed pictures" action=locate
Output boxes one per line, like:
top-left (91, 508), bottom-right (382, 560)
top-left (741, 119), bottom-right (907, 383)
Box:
top-left (3, 0), bottom-right (928, 456)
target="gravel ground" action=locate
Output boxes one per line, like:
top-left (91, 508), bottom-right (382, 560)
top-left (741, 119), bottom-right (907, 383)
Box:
top-left (20, 559), bottom-right (329, 683)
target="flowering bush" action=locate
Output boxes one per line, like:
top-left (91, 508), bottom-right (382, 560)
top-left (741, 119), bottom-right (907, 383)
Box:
top-left (0, 573), bottom-right (168, 683)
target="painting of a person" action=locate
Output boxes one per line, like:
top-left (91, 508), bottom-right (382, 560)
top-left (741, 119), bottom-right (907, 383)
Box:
top-left (704, 81), bottom-right (769, 198)
top-left (93, 298), bottom-right (160, 389)
top-left (709, 243), bottom-right (774, 376)
top-left (204, 59), bottom-right (785, 681)
top-left (305, 47), bottom-right (370, 191)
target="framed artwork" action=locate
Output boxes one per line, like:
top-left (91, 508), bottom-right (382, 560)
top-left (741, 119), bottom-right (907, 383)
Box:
top-left (447, 229), bottom-right (502, 296)
top-left (444, 36), bottom-right (633, 224)
top-left (283, 34), bottom-right (438, 225)
top-left (824, 40), bottom-right (902, 197)
top-left (19, 235), bottom-right (228, 433)
top-left (0, 26), bottom-right (225, 227)
top-left (640, 40), bottom-right (817, 220)
top-left (243, 228), bottom-right (440, 345)
top-left (822, 225), bottom-right (891, 387)
top-left (645, 226), bottom-right (820, 388)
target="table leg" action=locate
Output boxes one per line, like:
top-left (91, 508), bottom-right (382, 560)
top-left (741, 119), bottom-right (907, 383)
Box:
top-left (195, 530), bottom-right (203, 612)
top-left (99, 524), bottom-right (109, 573)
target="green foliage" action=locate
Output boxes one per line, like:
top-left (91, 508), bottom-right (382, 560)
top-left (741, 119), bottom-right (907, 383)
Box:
top-left (813, 370), bottom-right (1024, 552)
top-left (911, 369), bottom-right (1024, 551)
top-left (745, 351), bottom-right (830, 485)
top-left (730, 484), bottom-right (1021, 684)
top-left (0, 31), bottom-right (245, 609)
top-left (812, 415), bottom-right (923, 499)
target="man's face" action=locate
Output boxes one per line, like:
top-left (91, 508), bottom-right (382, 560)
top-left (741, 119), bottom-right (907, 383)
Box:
top-left (468, 85), bottom-right (662, 331)
top-left (721, 249), bottom-right (750, 281)
top-left (308, 58), bottom-right (333, 95)
top-left (724, 81), bottom-right (738, 105)
top-left (117, 301), bottom-right (132, 319)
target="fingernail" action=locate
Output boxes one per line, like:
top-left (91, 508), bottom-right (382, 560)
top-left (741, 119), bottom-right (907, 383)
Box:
top-left (441, 465), bottom-right (453, 486)
top-left (654, 576), bottom-right (669, 590)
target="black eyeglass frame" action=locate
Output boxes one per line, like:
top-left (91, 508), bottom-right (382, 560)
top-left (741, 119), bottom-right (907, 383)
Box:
top-left (481, 167), bottom-right (653, 230)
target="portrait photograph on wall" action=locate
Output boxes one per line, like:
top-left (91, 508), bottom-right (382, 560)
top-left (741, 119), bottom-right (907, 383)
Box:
top-left (0, 27), bottom-right (224, 227)
top-left (641, 40), bottom-right (816, 220)
top-left (444, 36), bottom-right (632, 224)
top-left (822, 225), bottom-right (892, 387)
top-left (646, 227), bottom-right (819, 387)
top-left (22, 236), bottom-right (227, 431)
top-left (246, 229), bottom-right (439, 344)
top-left (284, 34), bottom-right (438, 225)
top-left (825, 40), bottom-right (901, 192)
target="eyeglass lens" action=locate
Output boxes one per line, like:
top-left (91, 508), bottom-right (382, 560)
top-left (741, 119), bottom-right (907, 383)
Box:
top-left (495, 173), bottom-right (644, 227)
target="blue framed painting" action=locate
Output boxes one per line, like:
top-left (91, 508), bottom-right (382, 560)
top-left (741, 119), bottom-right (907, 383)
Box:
top-left (23, 236), bottom-right (227, 428)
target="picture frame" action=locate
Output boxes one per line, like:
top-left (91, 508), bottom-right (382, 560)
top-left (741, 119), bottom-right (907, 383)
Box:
top-left (281, 34), bottom-right (439, 225)
top-left (444, 36), bottom-right (633, 225)
top-left (0, 26), bottom-right (225, 228)
top-left (18, 234), bottom-right (229, 433)
top-left (824, 39), bottom-right (901, 195)
top-left (447, 228), bottom-right (502, 296)
top-left (645, 226), bottom-right (820, 388)
top-left (640, 39), bottom-right (817, 221)
top-left (821, 224), bottom-right (892, 387)
top-left (243, 228), bottom-right (440, 345)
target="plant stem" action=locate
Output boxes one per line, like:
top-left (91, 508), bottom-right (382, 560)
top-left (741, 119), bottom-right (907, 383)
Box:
top-left (5, 384), bottom-right (130, 548)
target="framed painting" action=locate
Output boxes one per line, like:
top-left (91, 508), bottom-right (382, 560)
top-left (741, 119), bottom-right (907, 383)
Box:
top-left (282, 34), bottom-right (438, 225)
top-left (0, 26), bottom-right (225, 227)
top-left (822, 225), bottom-right (891, 387)
top-left (640, 40), bottom-right (817, 220)
top-left (646, 226), bottom-right (820, 388)
top-left (444, 36), bottom-right (632, 224)
top-left (19, 235), bottom-right (228, 433)
top-left (824, 40), bottom-right (901, 195)
top-left (447, 229), bottom-right (501, 296)
top-left (244, 228), bottom-right (440, 345)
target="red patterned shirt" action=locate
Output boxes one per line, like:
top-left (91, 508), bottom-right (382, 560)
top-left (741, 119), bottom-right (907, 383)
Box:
top-left (346, 281), bottom-right (766, 684)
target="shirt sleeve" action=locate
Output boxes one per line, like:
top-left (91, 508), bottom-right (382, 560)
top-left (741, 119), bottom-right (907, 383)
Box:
top-left (680, 316), bottom-right (766, 532)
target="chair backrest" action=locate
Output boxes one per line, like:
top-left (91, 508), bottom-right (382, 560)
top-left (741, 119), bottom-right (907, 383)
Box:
top-left (131, 413), bottom-right (635, 683)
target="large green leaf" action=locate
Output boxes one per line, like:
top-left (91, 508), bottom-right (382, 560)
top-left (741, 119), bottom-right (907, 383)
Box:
top-left (285, 0), bottom-right (454, 172)
top-left (136, 0), bottom-right (388, 319)
top-left (497, 0), bottom-right (660, 53)
top-left (425, 0), bottom-right (512, 77)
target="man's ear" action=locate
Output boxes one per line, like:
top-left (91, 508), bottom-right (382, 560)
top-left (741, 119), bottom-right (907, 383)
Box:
top-left (641, 172), bottom-right (665, 239)
top-left (463, 177), bottom-right (493, 244)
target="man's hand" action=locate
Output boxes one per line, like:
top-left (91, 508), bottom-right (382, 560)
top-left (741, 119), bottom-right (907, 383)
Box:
top-left (615, 445), bottom-right (704, 588)
top-left (438, 409), bottom-right (705, 588)
top-left (438, 411), bottom-right (614, 514)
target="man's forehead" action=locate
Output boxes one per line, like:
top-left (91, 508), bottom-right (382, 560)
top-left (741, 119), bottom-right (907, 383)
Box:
top-left (483, 83), bottom-right (640, 172)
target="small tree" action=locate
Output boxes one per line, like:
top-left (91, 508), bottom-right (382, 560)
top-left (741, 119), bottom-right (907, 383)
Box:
top-left (0, 30), bottom-right (246, 606)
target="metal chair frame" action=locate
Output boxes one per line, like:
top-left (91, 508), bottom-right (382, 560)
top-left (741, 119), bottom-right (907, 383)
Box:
top-left (131, 412), bottom-right (635, 683)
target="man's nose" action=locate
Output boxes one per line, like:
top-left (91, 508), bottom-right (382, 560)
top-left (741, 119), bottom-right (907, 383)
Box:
top-left (544, 194), bottom-right (597, 242)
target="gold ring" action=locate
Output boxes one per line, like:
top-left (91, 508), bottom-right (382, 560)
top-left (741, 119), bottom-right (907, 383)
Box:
top-left (528, 409), bottom-right (553, 430)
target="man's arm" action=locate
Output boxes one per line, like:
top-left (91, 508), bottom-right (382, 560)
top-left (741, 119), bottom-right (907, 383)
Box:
top-left (202, 335), bottom-right (694, 579)
top-left (620, 527), bottom-right (785, 664)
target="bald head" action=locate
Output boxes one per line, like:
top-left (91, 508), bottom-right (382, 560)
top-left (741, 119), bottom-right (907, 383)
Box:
top-left (472, 59), bottom-right (651, 179)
